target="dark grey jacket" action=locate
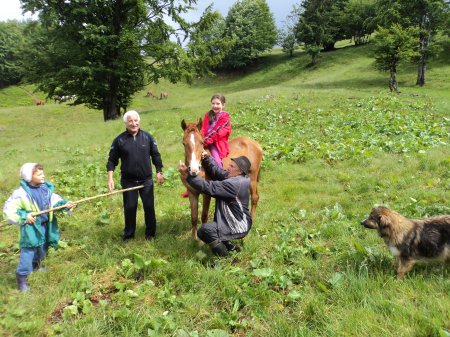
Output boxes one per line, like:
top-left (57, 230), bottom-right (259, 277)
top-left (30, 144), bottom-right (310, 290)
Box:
top-left (187, 156), bottom-right (252, 240)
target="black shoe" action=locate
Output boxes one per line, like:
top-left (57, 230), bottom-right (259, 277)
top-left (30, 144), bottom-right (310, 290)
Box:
top-left (145, 235), bottom-right (155, 241)
top-left (223, 241), bottom-right (241, 252)
top-left (208, 240), bottom-right (229, 257)
top-left (121, 237), bottom-right (134, 244)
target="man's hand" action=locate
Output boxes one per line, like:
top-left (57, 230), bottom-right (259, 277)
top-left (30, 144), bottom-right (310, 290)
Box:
top-left (201, 150), bottom-right (210, 160)
top-left (156, 172), bottom-right (164, 185)
top-left (107, 179), bottom-right (115, 192)
top-left (178, 160), bottom-right (188, 179)
top-left (107, 171), bottom-right (115, 192)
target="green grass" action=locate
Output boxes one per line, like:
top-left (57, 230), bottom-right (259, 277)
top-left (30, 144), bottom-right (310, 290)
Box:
top-left (0, 44), bottom-right (449, 336)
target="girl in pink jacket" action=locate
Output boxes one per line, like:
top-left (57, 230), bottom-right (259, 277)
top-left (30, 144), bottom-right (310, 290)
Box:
top-left (182, 94), bottom-right (232, 198)
top-left (201, 94), bottom-right (232, 166)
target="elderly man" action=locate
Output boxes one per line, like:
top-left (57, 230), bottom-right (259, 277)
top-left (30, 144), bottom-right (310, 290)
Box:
top-left (107, 110), bottom-right (164, 242)
top-left (178, 153), bottom-right (252, 256)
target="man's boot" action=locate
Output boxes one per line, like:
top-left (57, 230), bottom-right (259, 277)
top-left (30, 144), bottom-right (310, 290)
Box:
top-left (223, 241), bottom-right (241, 252)
top-left (208, 240), bottom-right (229, 257)
top-left (16, 273), bottom-right (30, 292)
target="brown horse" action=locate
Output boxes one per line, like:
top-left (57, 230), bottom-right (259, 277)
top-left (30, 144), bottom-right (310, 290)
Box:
top-left (181, 118), bottom-right (263, 239)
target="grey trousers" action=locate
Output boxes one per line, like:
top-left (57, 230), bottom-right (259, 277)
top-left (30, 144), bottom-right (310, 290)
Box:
top-left (197, 222), bottom-right (220, 244)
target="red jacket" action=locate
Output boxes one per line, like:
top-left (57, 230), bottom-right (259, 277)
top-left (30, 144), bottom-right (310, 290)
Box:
top-left (201, 112), bottom-right (231, 159)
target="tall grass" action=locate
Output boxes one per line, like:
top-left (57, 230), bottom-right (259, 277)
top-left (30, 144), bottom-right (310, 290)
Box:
top-left (0, 44), bottom-right (449, 336)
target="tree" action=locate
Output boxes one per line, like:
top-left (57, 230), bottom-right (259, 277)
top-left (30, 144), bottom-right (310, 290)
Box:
top-left (341, 0), bottom-right (377, 45)
top-left (278, 5), bottom-right (301, 57)
top-left (375, 0), bottom-right (449, 86)
top-left (222, 0), bottom-right (277, 69)
top-left (294, 0), bottom-right (348, 65)
top-left (373, 24), bottom-right (419, 92)
top-left (401, 0), bottom-right (449, 86)
top-left (0, 20), bottom-right (26, 88)
top-left (19, 0), bottom-right (211, 121)
top-left (186, 6), bottom-right (233, 74)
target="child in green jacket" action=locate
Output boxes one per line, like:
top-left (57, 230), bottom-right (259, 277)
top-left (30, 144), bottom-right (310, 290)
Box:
top-left (2, 163), bottom-right (74, 291)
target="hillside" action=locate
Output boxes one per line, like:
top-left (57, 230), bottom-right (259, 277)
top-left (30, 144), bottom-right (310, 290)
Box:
top-left (0, 44), bottom-right (449, 336)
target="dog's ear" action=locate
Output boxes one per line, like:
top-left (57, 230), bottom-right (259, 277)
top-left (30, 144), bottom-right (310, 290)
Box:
top-left (378, 214), bottom-right (388, 226)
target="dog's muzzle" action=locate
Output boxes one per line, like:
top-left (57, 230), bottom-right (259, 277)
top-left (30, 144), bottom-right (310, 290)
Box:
top-left (361, 219), bottom-right (374, 229)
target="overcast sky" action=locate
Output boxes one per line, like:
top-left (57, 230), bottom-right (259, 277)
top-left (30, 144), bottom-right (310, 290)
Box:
top-left (0, 0), bottom-right (300, 28)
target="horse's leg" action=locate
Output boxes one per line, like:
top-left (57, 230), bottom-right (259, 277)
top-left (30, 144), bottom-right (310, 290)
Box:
top-left (188, 193), bottom-right (199, 239)
top-left (250, 176), bottom-right (259, 220)
top-left (201, 194), bottom-right (211, 224)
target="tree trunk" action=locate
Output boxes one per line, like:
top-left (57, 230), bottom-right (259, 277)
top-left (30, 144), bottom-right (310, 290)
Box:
top-left (389, 66), bottom-right (399, 93)
top-left (103, 95), bottom-right (121, 121)
top-left (416, 33), bottom-right (427, 86)
top-left (416, 62), bottom-right (426, 86)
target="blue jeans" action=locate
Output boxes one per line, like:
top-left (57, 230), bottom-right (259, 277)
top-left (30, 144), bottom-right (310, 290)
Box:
top-left (16, 224), bottom-right (47, 276)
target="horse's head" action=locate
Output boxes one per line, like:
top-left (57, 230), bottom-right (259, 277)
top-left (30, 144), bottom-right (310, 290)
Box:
top-left (181, 118), bottom-right (204, 176)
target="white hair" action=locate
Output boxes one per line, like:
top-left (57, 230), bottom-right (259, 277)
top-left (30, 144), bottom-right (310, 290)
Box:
top-left (123, 110), bottom-right (140, 123)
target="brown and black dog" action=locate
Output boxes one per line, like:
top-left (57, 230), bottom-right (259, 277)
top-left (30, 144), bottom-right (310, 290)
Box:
top-left (361, 206), bottom-right (450, 279)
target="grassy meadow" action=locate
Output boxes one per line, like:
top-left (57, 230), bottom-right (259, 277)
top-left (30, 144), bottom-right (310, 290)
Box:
top-left (0, 44), bottom-right (449, 336)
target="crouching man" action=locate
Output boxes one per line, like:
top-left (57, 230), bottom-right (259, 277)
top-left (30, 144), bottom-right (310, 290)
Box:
top-left (178, 153), bottom-right (252, 256)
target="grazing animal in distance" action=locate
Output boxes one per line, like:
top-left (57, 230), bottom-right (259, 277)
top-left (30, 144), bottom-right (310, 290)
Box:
top-left (160, 91), bottom-right (168, 100)
top-left (35, 99), bottom-right (45, 105)
top-left (180, 118), bottom-right (263, 239)
top-left (361, 206), bottom-right (450, 279)
top-left (145, 90), bottom-right (153, 98)
top-left (54, 95), bottom-right (76, 104)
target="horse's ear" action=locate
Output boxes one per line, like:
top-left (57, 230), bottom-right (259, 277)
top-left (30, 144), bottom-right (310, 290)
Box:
top-left (197, 118), bottom-right (202, 130)
top-left (181, 119), bottom-right (187, 130)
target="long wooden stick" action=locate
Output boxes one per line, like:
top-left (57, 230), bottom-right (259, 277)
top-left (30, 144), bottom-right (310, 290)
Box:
top-left (30, 185), bottom-right (144, 216)
top-left (0, 185), bottom-right (144, 228)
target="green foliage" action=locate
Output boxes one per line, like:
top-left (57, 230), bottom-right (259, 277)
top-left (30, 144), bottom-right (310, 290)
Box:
top-left (373, 23), bottom-right (420, 91)
top-left (373, 23), bottom-right (420, 71)
top-left (222, 0), bottom-right (277, 68)
top-left (186, 7), bottom-right (233, 76)
top-left (19, 0), bottom-right (203, 120)
top-left (278, 5), bottom-right (301, 57)
top-left (0, 20), bottom-right (26, 87)
top-left (341, 0), bottom-right (377, 45)
top-left (233, 94), bottom-right (449, 163)
top-left (119, 254), bottom-right (167, 280)
top-left (295, 0), bottom-right (349, 64)
top-left (374, 0), bottom-right (450, 85)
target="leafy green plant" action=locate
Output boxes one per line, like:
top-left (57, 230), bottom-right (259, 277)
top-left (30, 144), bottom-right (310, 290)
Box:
top-left (119, 254), bottom-right (168, 280)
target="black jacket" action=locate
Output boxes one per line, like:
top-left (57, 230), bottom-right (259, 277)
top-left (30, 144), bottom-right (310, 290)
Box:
top-left (106, 129), bottom-right (163, 181)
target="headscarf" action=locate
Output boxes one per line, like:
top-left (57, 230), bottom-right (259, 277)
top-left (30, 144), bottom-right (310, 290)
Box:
top-left (20, 163), bottom-right (37, 182)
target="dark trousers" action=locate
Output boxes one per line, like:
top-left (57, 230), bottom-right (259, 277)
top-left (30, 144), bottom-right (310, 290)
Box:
top-left (197, 222), bottom-right (220, 244)
top-left (121, 178), bottom-right (156, 239)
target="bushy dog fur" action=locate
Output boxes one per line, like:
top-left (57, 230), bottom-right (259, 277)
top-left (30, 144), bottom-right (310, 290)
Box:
top-left (361, 206), bottom-right (450, 279)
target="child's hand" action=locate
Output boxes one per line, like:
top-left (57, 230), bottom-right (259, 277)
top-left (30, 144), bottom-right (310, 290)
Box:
top-left (26, 213), bottom-right (36, 224)
top-left (65, 201), bottom-right (76, 210)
